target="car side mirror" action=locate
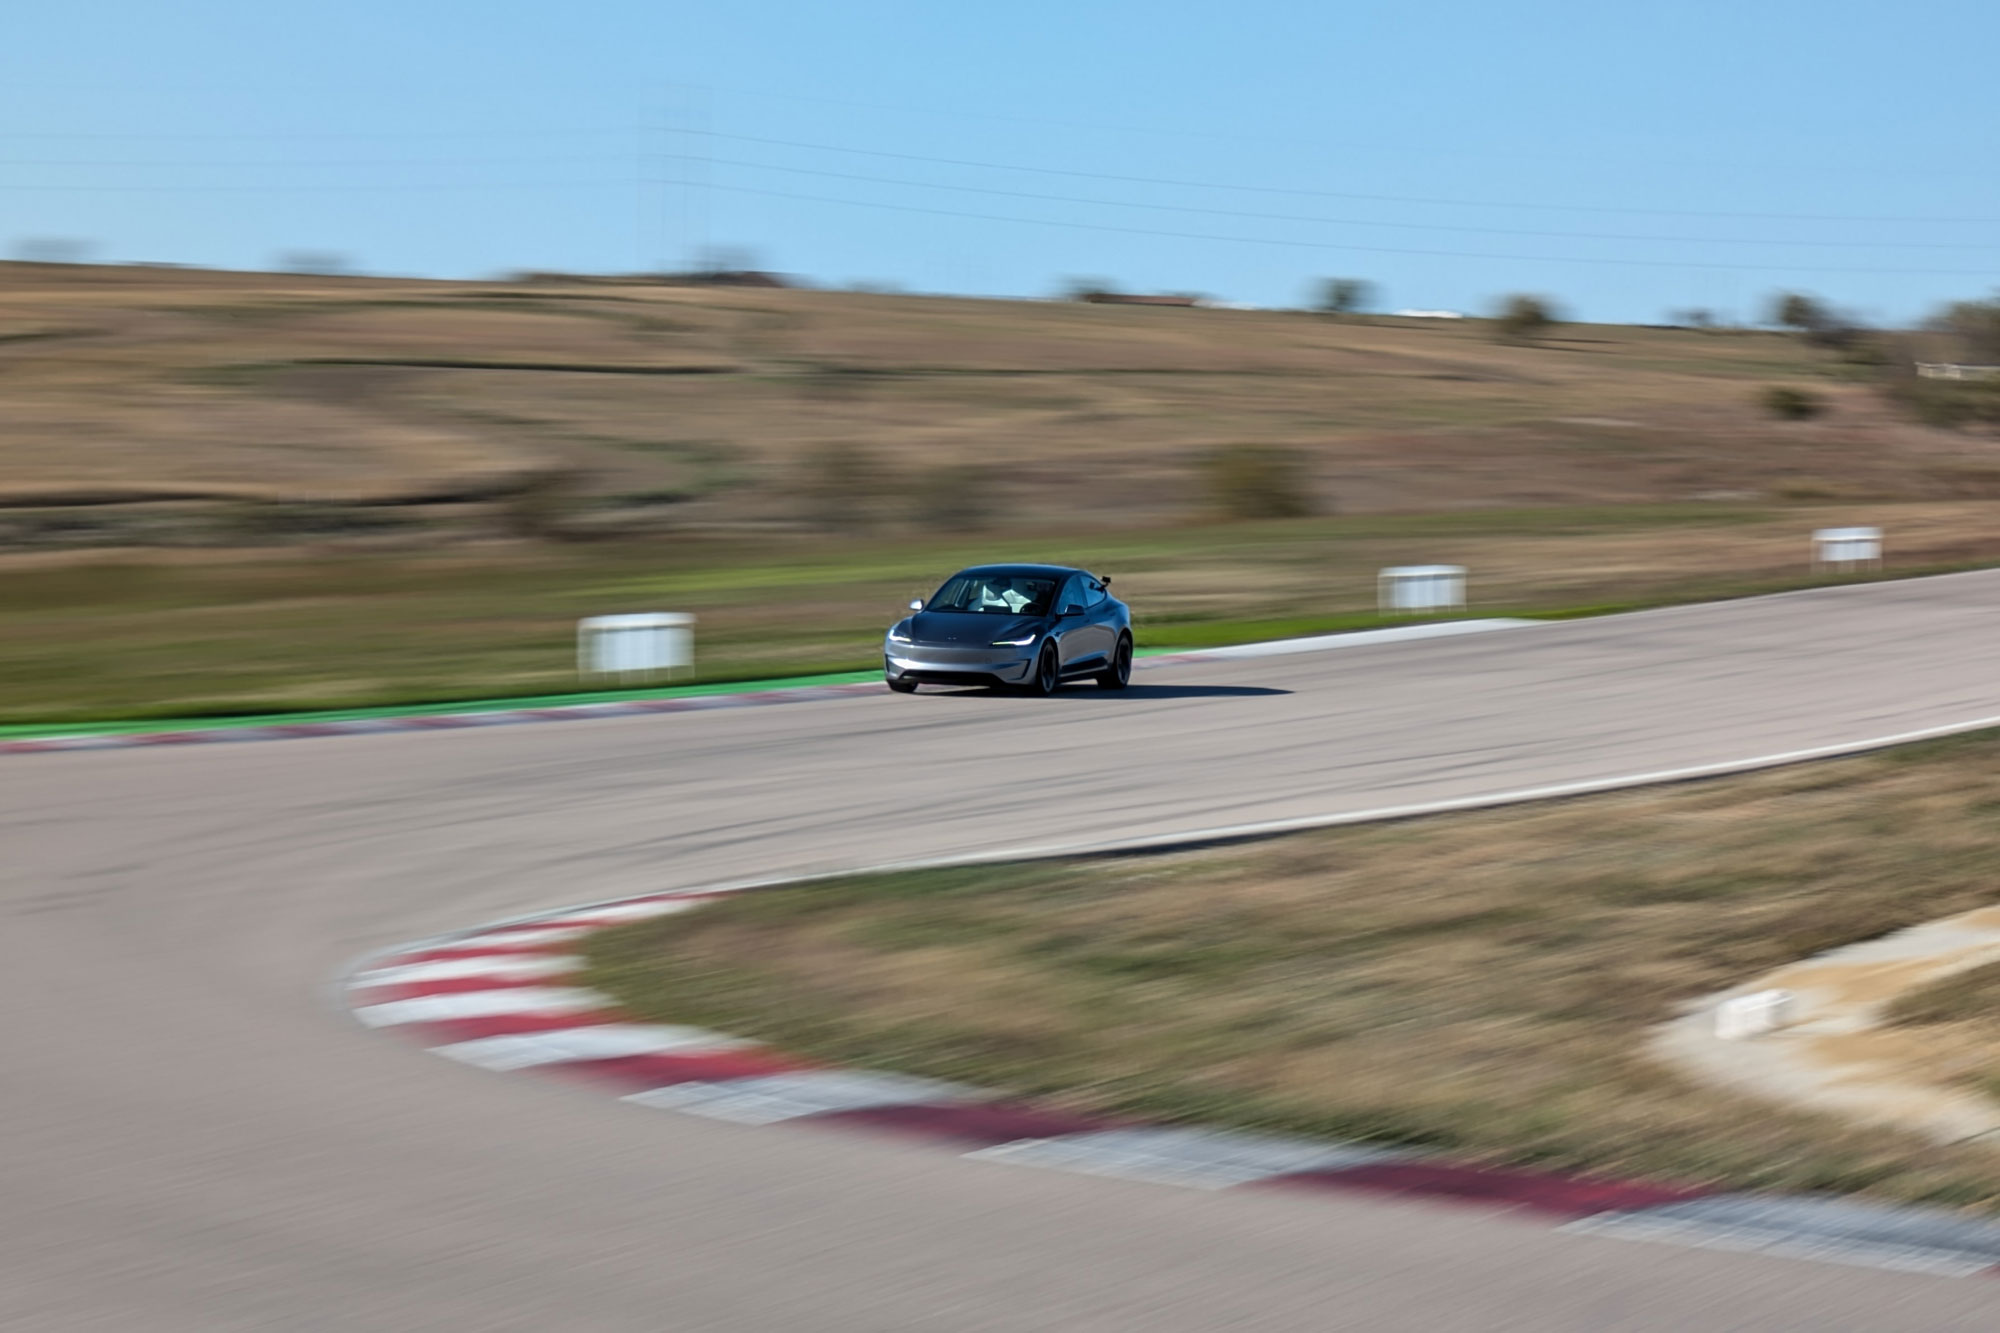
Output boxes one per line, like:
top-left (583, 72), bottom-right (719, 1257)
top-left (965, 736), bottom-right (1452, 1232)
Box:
top-left (909, 599), bottom-right (924, 612)
top-left (1061, 603), bottom-right (1085, 617)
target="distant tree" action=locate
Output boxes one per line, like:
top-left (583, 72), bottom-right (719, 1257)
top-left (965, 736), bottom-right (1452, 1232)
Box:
top-left (1669, 307), bottom-right (1718, 331)
top-left (1491, 293), bottom-right (1559, 343)
top-left (1935, 293), bottom-right (2000, 364)
top-left (1883, 304), bottom-right (2000, 430)
top-left (1317, 277), bottom-right (1375, 316)
top-left (1061, 276), bottom-right (1118, 302)
top-left (1767, 290), bottom-right (1877, 354)
top-left (1769, 291), bottom-right (1830, 335)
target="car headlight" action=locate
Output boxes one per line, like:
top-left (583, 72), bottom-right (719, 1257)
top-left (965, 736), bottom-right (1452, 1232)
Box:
top-left (990, 633), bottom-right (1038, 647)
top-left (888, 628), bottom-right (913, 644)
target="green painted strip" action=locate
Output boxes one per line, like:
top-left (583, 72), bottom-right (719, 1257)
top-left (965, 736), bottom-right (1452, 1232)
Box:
top-left (0, 648), bottom-right (1221, 743)
top-left (0, 669), bottom-right (884, 741)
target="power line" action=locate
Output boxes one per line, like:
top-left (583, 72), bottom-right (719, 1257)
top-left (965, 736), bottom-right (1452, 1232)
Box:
top-left (687, 153), bottom-right (2000, 252)
top-left (686, 177), bottom-right (2000, 278)
top-left (9, 124), bottom-right (1995, 230)
top-left (0, 179), bottom-right (636, 194)
top-left (691, 129), bottom-right (2000, 228)
top-left (704, 85), bottom-right (1996, 183)
top-left (28, 139), bottom-right (1985, 248)
top-left (0, 153), bottom-right (636, 168)
top-left (0, 127), bottom-right (634, 142)
top-left (2, 92), bottom-right (1970, 187)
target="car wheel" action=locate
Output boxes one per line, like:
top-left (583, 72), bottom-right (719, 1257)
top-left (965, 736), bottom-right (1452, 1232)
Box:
top-left (1025, 642), bottom-right (1061, 696)
top-left (887, 674), bottom-right (919, 694)
top-left (1097, 634), bottom-right (1132, 690)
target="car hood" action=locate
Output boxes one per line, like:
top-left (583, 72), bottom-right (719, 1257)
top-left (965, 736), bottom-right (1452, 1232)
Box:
top-left (905, 611), bottom-right (1044, 644)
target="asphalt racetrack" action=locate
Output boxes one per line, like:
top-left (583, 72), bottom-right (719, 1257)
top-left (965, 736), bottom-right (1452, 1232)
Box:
top-left (9, 571), bottom-right (2000, 1330)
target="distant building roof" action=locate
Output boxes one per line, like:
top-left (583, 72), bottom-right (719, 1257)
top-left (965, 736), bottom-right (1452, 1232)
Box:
top-left (1391, 309), bottom-right (1467, 320)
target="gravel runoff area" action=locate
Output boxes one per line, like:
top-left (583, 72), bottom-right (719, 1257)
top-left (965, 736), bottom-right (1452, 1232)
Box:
top-left (1661, 907), bottom-right (2000, 1145)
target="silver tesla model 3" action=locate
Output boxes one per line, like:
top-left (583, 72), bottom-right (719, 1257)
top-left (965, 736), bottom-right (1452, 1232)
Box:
top-left (884, 563), bottom-right (1133, 695)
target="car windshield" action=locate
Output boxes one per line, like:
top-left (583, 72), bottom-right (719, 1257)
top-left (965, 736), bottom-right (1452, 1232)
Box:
top-left (927, 572), bottom-right (1059, 616)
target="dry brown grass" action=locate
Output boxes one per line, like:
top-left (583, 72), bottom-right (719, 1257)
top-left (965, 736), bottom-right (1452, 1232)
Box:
top-left (1885, 962), bottom-right (2000, 1107)
top-left (585, 729), bottom-right (2000, 1208)
top-left (5, 261), bottom-right (1998, 548)
top-left (1893, 961), bottom-right (2000, 1027)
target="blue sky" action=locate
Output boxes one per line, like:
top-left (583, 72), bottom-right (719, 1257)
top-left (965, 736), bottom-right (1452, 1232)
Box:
top-left (5, 1), bottom-right (1997, 323)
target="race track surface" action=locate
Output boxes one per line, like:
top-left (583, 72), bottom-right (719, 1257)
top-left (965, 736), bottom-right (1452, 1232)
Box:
top-left (9, 571), bottom-right (2000, 1331)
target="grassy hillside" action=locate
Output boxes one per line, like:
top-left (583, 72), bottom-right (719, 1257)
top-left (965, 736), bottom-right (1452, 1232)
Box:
top-left (5, 260), bottom-right (1998, 551)
top-left (5, 261), bottom-right (1999, 724)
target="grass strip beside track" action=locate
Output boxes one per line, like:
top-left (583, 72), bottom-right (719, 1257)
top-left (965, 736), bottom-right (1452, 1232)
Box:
top-left (583, 728), bottom-right (2000, 1212)
top-left (1883, 962), bottom-right (2000, 1109)
top-left (2, 559), bottom-right (1994, 740)
top-left (8, 501), bottom-right (2000, 730)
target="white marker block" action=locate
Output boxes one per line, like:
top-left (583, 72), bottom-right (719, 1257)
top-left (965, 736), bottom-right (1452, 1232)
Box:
top-left (1716, 989), bottom-right (1795, 1040)
top-left (1378, 566), bottom-right (1466, 615)
top-left (1812, 528), bottom-right (1882, 571)
top-left (578, 612), bottom-right (694, 682)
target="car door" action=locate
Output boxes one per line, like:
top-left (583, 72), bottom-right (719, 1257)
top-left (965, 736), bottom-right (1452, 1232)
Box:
top-left (1053, 574), bottom-right (1095, 671)
top-left (1056, 574), bottom-right (1110, 671)
top-left (1082, 575), bottom-right (1118, 660)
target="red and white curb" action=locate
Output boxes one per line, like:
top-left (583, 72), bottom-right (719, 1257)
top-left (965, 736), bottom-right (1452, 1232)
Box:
top-left (342, 883), bottom-right (2000, 1280)
top-left (1, 619), bottom-right (1535, 758)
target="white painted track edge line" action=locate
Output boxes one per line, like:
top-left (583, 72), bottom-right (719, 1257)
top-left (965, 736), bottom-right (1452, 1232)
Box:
top-left (332, 707), bottom-right (2000, 1024)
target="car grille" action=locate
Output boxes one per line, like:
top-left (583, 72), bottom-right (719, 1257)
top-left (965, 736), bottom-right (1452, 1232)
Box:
top-left (903, 645), bottom-right (1013, 666)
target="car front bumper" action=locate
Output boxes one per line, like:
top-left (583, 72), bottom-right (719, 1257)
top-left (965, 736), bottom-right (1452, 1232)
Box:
top-left (885, 641), bottom-right (1037, 685)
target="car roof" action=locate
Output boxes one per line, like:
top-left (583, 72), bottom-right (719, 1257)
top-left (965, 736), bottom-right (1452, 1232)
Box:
top-left (950, 563), bottom-right (1086, 578)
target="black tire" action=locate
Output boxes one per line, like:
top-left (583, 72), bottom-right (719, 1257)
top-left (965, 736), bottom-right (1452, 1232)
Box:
top-left (1097, 634), bottom-right (1133, 690)
top-left (1025, 642), bottom-right (1061, 696)
top-left (887, 675), bottom-right (919, 694)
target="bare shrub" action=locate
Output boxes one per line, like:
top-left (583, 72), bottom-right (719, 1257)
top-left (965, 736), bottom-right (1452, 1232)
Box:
top-left (905, 463), bottom-right (999, 531)
top-left (1317, 278), bottom-right (1375, 317)
top-left (1760, 386), bottom-right (1825, 421)
top-left (1203, 445), bottom-right (1315, 519)
top-left (498, 469), bottom-right (583, 540)
top-left (1491, 293), bottom-right (1559, 344)
top-left (797, 441), bottom-right (886, 532)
